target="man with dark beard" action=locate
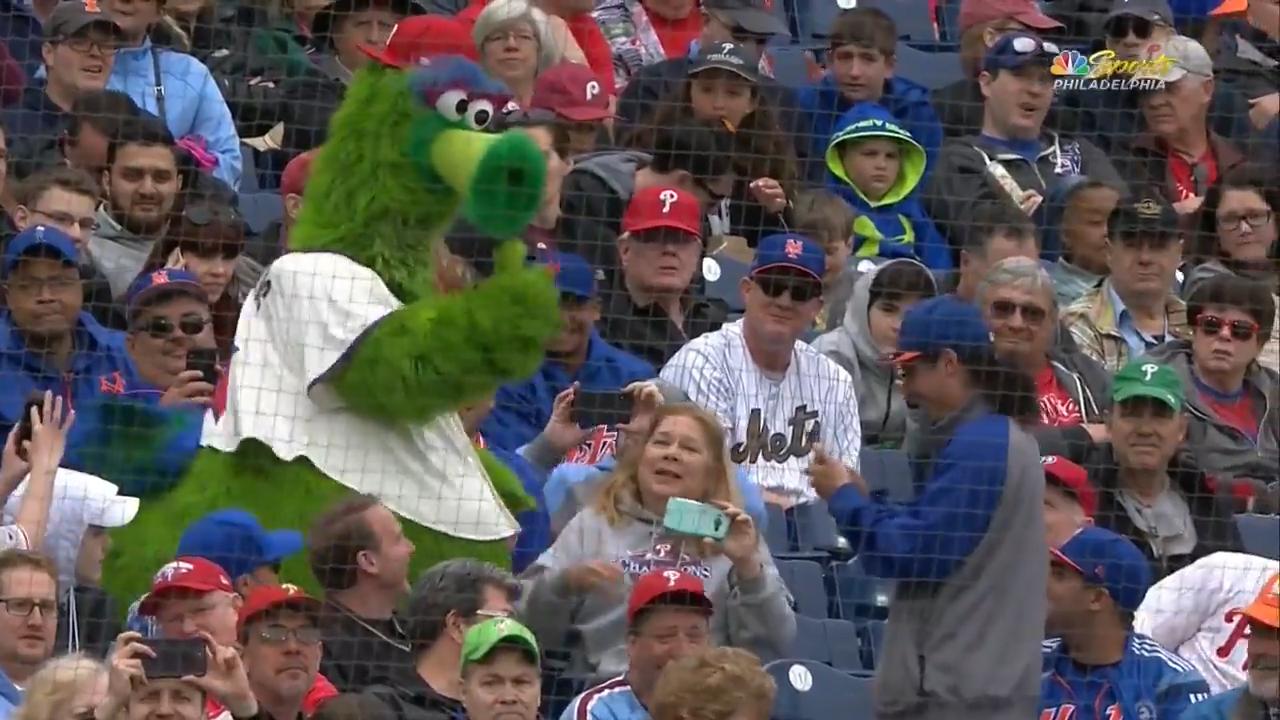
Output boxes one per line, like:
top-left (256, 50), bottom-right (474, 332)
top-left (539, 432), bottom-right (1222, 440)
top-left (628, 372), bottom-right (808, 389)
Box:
top-left (86, 113), bottom-right (183, 303)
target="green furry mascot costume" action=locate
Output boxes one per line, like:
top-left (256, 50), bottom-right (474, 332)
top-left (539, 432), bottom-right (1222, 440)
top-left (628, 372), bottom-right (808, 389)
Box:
top-left (102, 56), bottom-right (559, 600)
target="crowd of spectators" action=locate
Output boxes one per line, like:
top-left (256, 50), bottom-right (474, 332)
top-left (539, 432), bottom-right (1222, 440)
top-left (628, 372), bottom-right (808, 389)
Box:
top-left (0, 0), bottom-right (1278, 717)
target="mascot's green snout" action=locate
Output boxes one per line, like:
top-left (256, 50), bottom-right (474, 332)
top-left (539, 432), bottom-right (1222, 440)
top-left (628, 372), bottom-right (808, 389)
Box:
top-left (102, 56), bottom-right (561, 601)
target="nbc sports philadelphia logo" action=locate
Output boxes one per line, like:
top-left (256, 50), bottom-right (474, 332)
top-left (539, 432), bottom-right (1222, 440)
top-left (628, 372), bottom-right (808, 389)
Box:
top-left (1050, 49), bottom-right (1169, 92)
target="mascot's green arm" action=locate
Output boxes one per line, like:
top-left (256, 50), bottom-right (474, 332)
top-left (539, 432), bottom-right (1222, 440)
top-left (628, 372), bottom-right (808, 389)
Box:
top-left (478, 445), bottom-right (536, 514)
top-left (327, 242), bottom-right (560, 423)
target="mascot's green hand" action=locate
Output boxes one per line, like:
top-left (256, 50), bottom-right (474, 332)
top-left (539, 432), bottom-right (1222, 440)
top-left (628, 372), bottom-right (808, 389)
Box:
top-left (330, 240), bottom-right (559, 422)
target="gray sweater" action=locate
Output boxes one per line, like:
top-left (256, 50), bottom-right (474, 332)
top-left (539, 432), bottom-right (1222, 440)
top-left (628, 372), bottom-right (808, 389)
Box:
top-left (518, 494), bottom-right (795, 680)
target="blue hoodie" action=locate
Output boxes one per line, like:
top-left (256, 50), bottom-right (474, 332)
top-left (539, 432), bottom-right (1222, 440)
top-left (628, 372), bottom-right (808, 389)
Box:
top-left (0, 665), bottom-right (19, 718)
top-left (824, 103), bottom-right (952, 271)
top-left (106, 40), bottom-right (242, 189)
top-left (797, 75), bottom-right (942, 185)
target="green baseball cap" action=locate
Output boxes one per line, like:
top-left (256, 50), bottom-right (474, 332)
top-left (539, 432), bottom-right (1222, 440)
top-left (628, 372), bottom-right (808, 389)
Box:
top-left (1112, 360), bottom-right (1185, 410)
top-left (460, 617), bottom-right (540, 669)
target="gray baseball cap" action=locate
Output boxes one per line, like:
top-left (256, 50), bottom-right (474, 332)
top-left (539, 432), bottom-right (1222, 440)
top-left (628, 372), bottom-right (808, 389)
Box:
top-left (1106, 0), bottom-right (1175, 24)
top-left (44, 0), bottom-right (122, 41)
top-left (1142, 35), bottom-right (1214, 82)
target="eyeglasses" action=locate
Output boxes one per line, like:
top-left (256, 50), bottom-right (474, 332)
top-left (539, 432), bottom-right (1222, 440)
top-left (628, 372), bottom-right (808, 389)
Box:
top-left (1195, 314), bottom-right (1260, 342)
top-left (4, 276), bottom-right (80, 294)
top-left (753, 274), bottom-right (822, 303)
top-left (134, 313), bottom-right (212, 340)
top-left (1105, 15), bottom-right (1164, 40)
top-left (1216, 209), bottom-right (1273, 231)
top-left (254, 624), bottom-right (323, 645)
top-left (31, 208), bottom-right (99, 233)
top-left (1009, 35), bottom-right (1060, 55)
top-left (1, 597), bottom-right (58, 617)
top-left (56, 35), bottom-right (117, 55)
top-left (989, 299), bottom-right (1048, 325)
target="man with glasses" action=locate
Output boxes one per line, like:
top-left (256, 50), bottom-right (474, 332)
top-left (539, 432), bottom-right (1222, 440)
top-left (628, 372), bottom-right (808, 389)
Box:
top-left (925, 32), bottom-right (1122, 247)
top-left (1063, 193), bottom-right (1191, 373)
top-left (1, 0), bottom-right (121, 183)
top-left (661, 233), bottom-right (860, 508)
top-left (121, 268), bottom-right (217, 407)
top-left (0, 224), bottom-right (134, 442)
top-left (0, 549), bottom-right (58, 717)
top-left (236, 585), bottom-right (326, 720)
top-left (364, 558), bottom-right (517, 720)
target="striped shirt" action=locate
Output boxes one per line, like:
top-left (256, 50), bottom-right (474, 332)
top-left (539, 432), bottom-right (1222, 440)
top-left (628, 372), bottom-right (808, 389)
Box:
top-left (560, 675), bottom-right (648, 720)
top-left (660, 319), bottom-right (861, 502)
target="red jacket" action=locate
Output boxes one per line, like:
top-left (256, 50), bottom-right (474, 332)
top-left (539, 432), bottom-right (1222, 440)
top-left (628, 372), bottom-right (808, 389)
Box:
top-left (206, 673), bottom-right (339, 718)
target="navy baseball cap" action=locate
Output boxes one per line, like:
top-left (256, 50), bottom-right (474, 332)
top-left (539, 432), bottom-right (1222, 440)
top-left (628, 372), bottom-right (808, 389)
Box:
top-left (983, 32), bottom-right (1060, 74)
top-left (2, 225), bottom-right (78, 279)
top-left (1052, 526), bottom-right (1153, 614)
top-left (547, 251), bottom-right (597, 299)
top-left (177, 509), bottom-right (305, 582)
top-left (750, 234), bottom-right (824, 281)
top-left (892, 295), bottom-right (994, 364)
top-left (125, 268), bottom-right (207, 318)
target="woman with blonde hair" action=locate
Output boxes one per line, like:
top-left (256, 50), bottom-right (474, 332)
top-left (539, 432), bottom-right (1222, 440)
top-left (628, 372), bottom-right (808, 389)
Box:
top-left (520, 403), bottom-right (794, 681)
top-left (12, 654), bottom-right (108, 720)
top-left (650, 647), bottom-right (776, 720)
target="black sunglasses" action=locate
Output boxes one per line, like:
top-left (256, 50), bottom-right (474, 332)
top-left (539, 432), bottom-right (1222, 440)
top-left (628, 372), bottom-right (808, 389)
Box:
top-left (1106, 15), bottom-right (1160, 40)
top-left (135, 313), bottom-right (211, 340)
top-left (754, 274), bottom-right (822, 303)
top-left (990, 299), bottom-right (1048, 325)
top-left (1195, 314), bottom-right (1260, 342)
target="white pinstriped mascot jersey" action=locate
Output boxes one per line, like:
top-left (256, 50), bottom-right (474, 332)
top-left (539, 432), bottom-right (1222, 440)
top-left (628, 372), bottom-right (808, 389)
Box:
top-left (659, 319), bottom-right (861, 503)
top-left (1134, 551), bottom-right (1280, 695)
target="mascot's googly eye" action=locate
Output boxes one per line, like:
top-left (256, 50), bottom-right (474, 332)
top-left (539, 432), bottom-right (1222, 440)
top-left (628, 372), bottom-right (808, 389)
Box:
top-left (435, 89), bottom-right (470, 122)
top-left (465, 99), bottom-right (496, 130)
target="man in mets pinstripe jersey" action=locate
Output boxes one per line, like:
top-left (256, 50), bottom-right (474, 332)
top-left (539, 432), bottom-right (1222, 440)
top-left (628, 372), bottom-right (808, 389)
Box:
top-left (560, 571), bottom-right (714, 720)
top-left (1042, 526), bottom-right (1212, 720)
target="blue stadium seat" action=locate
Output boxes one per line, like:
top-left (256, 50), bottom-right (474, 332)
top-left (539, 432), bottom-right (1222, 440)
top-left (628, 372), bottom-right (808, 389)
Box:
top-left (767, 659), bottom-right (876, 719)
top-left (769, 45), bottom-right (817, 88)
top-left (540, 671), bottom-right (589, 720)
top-left (777, 559), bottom-right (829, 618)
top-left (894, 43), bottom-right (963, 90)
top-left (1236, 514), bottom-right (1280, 560)
top-left (702, 253), bottom-right (749, 316)
top-left (794, 0), bottom-right (843, 44)
top-left (764, 503), bottom-right (790, 553)
top-left (860, 0), bottom-right (937, 42)
top-left (857, 619), bottom-right (887, 670)
top-left (239, 144), bottom-right (262, 192)
top-left (790, 616), bottom-right (866, 671)
top-left (833, 558), bottom-right (895, 621)
top-left (860, 447), bottom-right (914, 502)
top-left (791, 499), bottom-right (843, 553)
top-left (239, 192), bottom-right (284, 236)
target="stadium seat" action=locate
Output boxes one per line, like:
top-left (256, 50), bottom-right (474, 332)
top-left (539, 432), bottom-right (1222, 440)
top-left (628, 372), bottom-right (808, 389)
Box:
top-left (764, 503), bottom-right (790, 553)
top-left (793, 0), bottom-right (843, 44)
top-left (833, 558), bottom-right (895, 621)
top-left (239, 192), bottom-right (284, 236)
top-left (769, 45), bottom-right (820, 88)
top-left (860, 447), bottom-right (914, 502)
top-left (702, 253), bottom-right (749, 316)
top-left (777, 559), bottom-right (829, 618)
top-left (239, 143), bottom-right (262, 192)
top-left (1235, 514), bottom-right (1280, 560)
top-left (894, 43), bottom-right (963, 90)
top-left (791, 499), bottom-right (843, 553)
top-left (767, 659), bottom-right (876, 719)
top-left (790, 616), bottom-right (866, 671)
top-left (860, 0), bottom-right (937, 42)
top-left (540, 671), bottom-right (590, 720)
top-left (857, 619), bottom-right (888, 670)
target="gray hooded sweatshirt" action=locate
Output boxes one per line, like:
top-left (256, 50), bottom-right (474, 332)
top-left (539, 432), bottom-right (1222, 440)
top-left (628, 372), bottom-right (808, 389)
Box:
top-left (812, 259), bottom-right (937, 447)
top-left (518, 493), bottom-right (795, 680)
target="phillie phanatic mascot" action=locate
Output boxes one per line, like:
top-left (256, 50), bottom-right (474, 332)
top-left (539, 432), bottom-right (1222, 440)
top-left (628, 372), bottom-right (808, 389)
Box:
top-left (102, 54), bottom-right (559, 598)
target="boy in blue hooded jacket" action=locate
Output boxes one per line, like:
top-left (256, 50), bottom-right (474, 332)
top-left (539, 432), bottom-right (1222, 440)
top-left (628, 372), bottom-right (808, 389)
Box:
top-left (825, 102), bottom-right (952, 270)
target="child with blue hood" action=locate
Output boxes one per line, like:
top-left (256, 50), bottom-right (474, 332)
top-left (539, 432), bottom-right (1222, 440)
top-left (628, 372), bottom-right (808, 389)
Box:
top-left (826, 102), bottom-right (953, 271)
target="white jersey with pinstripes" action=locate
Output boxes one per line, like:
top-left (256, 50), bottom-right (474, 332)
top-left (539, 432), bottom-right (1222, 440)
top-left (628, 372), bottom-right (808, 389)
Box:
top-left (659, 319), bottom-right (861, 503)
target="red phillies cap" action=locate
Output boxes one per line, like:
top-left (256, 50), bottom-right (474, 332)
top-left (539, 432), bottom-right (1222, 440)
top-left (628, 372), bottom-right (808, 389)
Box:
top-left (621, 187), bottom-right (703, 238)
top-left (138, 557), bottom-right (235, 616)
top-left (627, 570), bottom-right (713, 623)
top-left (1042, 455), bottom-right (1098, 518)
top-left (958, 0), bottom-right (1065, 32)
top-left (280, 150), bottom-right (317, 199)
top-left (529, 62), bottom-right (612, 122)
top-left (360, 15), bottom-right (477, 68)
top-left (236, 584), bottom-right (322, 633)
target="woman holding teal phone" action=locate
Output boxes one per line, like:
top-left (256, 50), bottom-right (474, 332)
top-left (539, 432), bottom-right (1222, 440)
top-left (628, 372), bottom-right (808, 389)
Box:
top-left (518, 403), bottom-right (795, 687)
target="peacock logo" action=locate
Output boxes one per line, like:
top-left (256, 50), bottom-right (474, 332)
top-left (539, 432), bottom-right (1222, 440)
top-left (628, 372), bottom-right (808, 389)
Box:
top-left (1051, 50), bottom-right (1090, 76)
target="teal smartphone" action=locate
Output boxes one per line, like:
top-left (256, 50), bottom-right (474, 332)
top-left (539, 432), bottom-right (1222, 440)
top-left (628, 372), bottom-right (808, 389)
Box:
top-left (663, 497), bottom-right (730, 541)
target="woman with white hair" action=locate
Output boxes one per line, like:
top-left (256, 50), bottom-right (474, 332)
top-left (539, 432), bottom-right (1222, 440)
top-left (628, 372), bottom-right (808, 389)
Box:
top-left (12, 654), bottom-right (107, 720)
top-left (977, 256), bottom-right (1113, 462)
top-left (473, 0), bottom-right (564, 107)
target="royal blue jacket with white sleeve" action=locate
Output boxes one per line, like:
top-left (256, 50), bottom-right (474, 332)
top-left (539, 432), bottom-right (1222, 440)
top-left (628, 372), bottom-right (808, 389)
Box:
top-left (1040, 634), bottom-right (1212, 720)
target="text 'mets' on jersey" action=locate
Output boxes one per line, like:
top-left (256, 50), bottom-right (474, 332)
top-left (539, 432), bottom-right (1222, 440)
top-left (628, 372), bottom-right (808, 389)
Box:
top-left (659, 319), bottom-right (861, 503)
top-left (202, 252), bottom-right (518, 540)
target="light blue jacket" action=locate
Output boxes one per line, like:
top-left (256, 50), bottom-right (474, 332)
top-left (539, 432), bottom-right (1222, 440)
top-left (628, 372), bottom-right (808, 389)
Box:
top-left (0, 666), bottom-right (20, 718)
top-left (106, 40), bottom-right (242, 189)
top-left (1180, 686), bottom-right (1273, 719)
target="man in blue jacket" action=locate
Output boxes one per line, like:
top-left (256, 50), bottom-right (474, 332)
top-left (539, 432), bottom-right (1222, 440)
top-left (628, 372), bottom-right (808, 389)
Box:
top-left (809, 294), bottom-right (1046, 720)
top-left (481, 252), bottom-right (654, 460)
top-left (795, 6), bottom-right (942, 185)
top-left (98, 0), bottom-right (241, 187)
top-left (1042, 525), bottom-right (1213, 719)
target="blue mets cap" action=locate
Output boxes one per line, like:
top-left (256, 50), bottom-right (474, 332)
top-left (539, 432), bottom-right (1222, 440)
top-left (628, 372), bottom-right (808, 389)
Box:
top-left (125, 268), bottom-right (207, 317)
top-left (983, 32), bottom-right (1060, 73)
top-left (177, 509), bottom-right (305, 582)
top-left (892, 295), bottom-right (994, 364)
top-left (1052, 525), bottom-right (1153, 614)
top-left (544, 251), bottom-right (597, 299)
top-left (750, 233), bottom-right (825, 281)
top-left (2, 225), bottom-right (78, 279)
